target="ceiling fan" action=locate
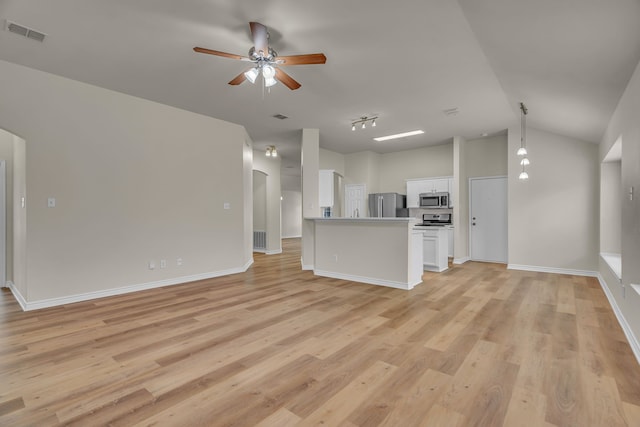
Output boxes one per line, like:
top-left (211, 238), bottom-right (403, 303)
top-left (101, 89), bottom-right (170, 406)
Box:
top-left (194, 22), bottom-right (326, 90)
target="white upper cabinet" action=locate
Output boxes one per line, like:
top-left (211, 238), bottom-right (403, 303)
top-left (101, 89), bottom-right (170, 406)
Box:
top-left (406, 177), bottom-right (453, 208)
top-left (319, 169), bottom-right (334, 207)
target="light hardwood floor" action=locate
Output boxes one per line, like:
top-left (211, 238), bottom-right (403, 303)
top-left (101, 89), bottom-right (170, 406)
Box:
top-left (1, 238), bottom-right (639, 426)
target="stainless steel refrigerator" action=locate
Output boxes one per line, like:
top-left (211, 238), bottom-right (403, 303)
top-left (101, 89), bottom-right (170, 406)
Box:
top-left (368, 193), bottom-right (408, 217)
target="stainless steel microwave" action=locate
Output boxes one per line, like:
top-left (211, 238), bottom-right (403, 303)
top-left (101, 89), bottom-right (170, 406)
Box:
top-left (419, 192), bottom-right (449, 208)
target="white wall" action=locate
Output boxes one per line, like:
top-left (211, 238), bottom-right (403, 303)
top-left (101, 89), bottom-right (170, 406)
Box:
top-left (508, 126), bottom-right (599, 272)
top-left (344, 151), bottom-right (381, 194)
top-left (465, 134), bottom-right (508, 178)
top-left (12, 135), bottom-right (26, 297)
top-left (319, 148), bottom-right (345, 176)
top-left (600, 161), bottom-right (622, 254)
top-left (253, 171), bottom-right (267, 231)
top-left (378, 143), bottom-right (454, 194)
top-left (0, 129), bottom-right (14, 283)
top-left (282, 190), bottom-right (302, 238)
top-left (599, 56), bottom-right (640, 353)
top-left (453, 136), bottom-right (469, 262)
top-left (0, 60), bottom-right (252, 306)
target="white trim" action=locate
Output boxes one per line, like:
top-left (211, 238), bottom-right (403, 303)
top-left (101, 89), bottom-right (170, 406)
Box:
top-left (8, 281), bottom-right (27, 311)
top-left (313, 269), bottom-right (421, 290)
top-left (266, 248), bottom-right (283, 255)
top-left (282, 235), bottom-right (302, 239)
top-left (507, 264), bottom-right (598, 277)
top-left (453, 257), bottom-right (470, 265)
top-left (600, 252), bottom-right (622, 281)
top-left (597, 274), bottom-right (640, 366)
top-left (253, 249), bottom-right (266, 254)
top-left (8, 261), bottom-right (254, 311)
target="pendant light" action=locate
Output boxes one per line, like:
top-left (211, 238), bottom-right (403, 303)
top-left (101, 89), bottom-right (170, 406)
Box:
top-left (518, 102), bottom-right (530, 180)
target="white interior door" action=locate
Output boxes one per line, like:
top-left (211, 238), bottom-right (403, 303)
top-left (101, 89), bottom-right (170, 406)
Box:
top-left (344, 184), bottom-right (366, 218)
top-left (470, 177), bottom-right (507, 263)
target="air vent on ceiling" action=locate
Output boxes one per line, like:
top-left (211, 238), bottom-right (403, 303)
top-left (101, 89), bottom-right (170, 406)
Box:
top-left (5, 20), bottom-right (47, 42)
top-left (443, 107), bottom-right (460, 116)
top-left (272, 114), bottom-right (289, 120)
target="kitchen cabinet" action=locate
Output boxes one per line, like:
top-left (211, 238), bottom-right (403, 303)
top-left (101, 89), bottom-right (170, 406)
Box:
top-left (420, 227), bottom-right (448, 272)
top-left (447, 226), bottom-right (454, 258)
top-left (406, 177), bottom-right (453, 208)
top-left (319, 169), bottom-right (335, 207)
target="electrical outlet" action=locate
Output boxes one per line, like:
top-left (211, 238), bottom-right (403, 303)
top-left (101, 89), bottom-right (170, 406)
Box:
top-left (177, 258), bottom-right (183, 266)
top-left (148, 261), bottom-right (155, 270)
top-left (160, 259), bottom-right (166, 269)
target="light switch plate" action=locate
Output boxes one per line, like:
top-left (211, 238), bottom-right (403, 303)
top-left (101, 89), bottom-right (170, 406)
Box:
top-left (223, 202), bottom-right (231, 210)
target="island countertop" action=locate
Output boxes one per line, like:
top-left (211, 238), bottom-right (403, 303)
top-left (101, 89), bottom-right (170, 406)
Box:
top-left (303, 216), bottom-right (423, 290)
top-left (305, 217), bottom-right (418, 222)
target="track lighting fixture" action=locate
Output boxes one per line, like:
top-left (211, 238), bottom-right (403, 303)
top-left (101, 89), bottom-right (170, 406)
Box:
top-left (265, 145), bottom-right (277, 157)
top-left (351, 116), bottom-right (378, 131)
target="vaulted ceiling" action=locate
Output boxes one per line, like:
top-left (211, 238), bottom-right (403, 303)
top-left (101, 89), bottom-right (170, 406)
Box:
top-left (1, 0), bottom-right (639, 178)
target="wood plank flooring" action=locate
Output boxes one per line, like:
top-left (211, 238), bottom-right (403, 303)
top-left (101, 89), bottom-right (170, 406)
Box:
top-left (1, 238), bottom-right (639, 426)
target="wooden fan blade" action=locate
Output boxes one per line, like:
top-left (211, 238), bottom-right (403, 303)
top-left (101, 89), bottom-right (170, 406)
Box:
top-left (275, 68), bottom-right (301, 90)
top-left (193, 47), bottom-right (248, 61)
top-left (277, 53), bottom-right (327, 65)
top-left (249, 22), bottom-right (269, 56)
top-left (228, 71), bottom-right (247, 86)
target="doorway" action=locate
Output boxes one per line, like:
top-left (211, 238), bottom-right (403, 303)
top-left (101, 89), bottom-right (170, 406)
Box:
top-left (344, 184), bottom-right (366, 218)
top-left (252, 170), bottom-right (267, 252)
top-left (469, 176), bottom-right (507, 263)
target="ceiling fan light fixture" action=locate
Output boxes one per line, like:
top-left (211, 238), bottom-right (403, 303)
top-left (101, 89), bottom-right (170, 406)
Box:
top-left (351, 124), bottom-right (356, 131)
top-left (372, 119), bottom-right (376, 127)
top-left (265, 76), bottom-right (277, 87)
top-left (244, 67), bottom-right (259, 84)
top-left (262, 65), bottom-right (276, 79)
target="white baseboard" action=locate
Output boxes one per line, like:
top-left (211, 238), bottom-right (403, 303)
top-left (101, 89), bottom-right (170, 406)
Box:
top-left (9, 261), bottom-right (254, 312)
top-left (507, 264), bottom-right (598, 277)
top-left (453, 256), bottom-right (470, 265)
top-left (313, 269), bottom-right (420, 290)
top-left (8, 281), bottom-right (28, 311)
top-left (597, 274), bottom-right (640, 366)
top-left (266, 249), bottom-right (282, 255)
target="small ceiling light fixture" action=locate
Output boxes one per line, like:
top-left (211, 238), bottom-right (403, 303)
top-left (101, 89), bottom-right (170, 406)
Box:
top-left (518, 102), bottom-right (530, 180)
top-left (351, 116), bottom-right (378, 131)
top-left (374, 130), bottom-right (424, 142)
top-left (265, 145), bottom-right (277, 157)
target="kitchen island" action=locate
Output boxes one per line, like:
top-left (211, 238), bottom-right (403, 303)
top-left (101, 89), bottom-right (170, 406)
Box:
top-left (304, 217), bottom-right (424, 290)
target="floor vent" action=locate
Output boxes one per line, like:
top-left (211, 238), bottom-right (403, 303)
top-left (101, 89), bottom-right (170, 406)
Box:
top-left (253, 231), bottom-right (267, 250)
top-left (5, 20), bottom-right (47, 42)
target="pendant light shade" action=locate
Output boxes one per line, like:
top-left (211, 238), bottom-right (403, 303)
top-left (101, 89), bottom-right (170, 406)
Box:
top-left (518, 102), bottom-right (530, 180)
top-left (244, 67), bottom-right (259, 84)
